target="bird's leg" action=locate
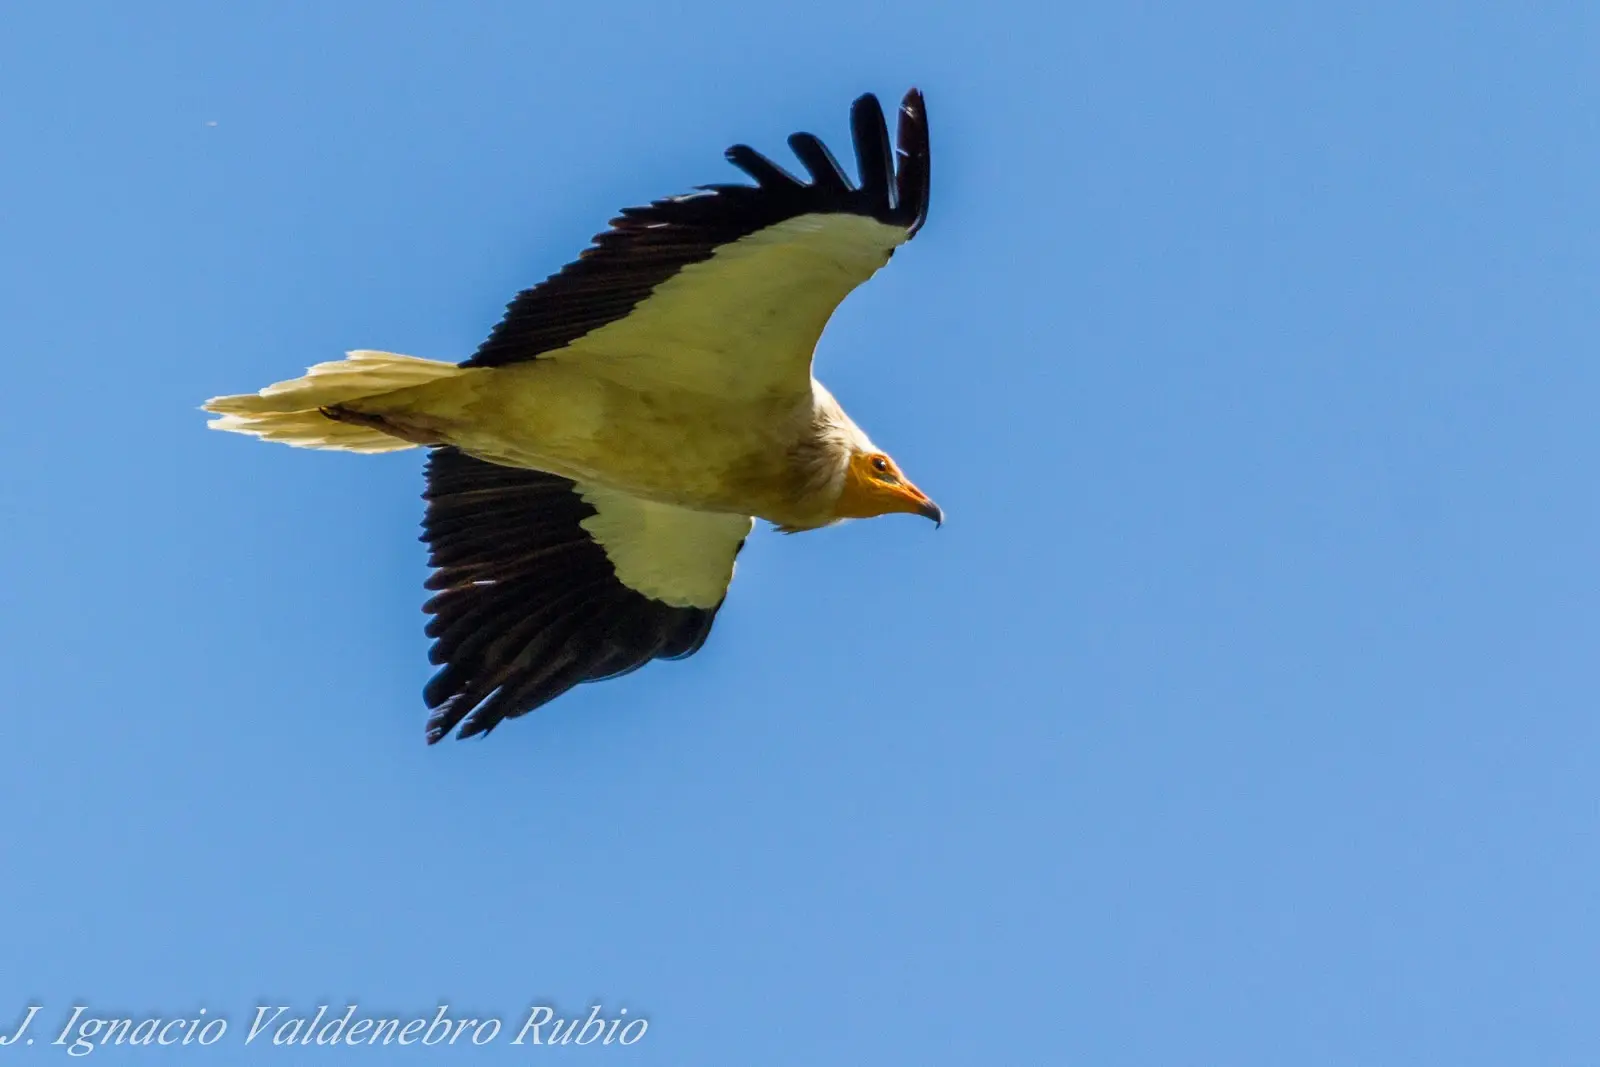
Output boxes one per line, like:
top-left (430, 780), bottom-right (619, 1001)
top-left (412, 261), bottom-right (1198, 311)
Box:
top-left (318, 404), bottom-right (444, 446)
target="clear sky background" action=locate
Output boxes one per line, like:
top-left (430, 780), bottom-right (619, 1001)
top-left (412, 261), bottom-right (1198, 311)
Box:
top-left (2, 1), bottom-right (1596, 1064)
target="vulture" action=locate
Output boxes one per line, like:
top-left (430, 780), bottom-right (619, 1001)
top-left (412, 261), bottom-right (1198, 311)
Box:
top-left (204, 89), bottom-right (939, 742)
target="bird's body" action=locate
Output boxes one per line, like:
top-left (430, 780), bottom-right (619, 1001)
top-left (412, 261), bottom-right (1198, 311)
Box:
top-left (204, 90), bottom-right (939, 741)
top-left (348, 350), bottom-right (859, 529)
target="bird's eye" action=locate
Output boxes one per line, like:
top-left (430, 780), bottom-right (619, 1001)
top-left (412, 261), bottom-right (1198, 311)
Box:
top-left (871, 456), bottom-right (889, 473)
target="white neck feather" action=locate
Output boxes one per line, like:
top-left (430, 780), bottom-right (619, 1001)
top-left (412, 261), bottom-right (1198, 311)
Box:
top-left (785, 380), bottom-right (875, 523)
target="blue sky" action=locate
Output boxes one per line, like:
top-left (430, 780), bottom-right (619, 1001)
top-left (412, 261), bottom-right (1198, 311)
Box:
top-left (2, 1), bottom-right (1596, 1063)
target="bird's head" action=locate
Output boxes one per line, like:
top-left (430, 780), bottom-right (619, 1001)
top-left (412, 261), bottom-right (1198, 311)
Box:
top-left (832, 450), bottom-right (942, 526)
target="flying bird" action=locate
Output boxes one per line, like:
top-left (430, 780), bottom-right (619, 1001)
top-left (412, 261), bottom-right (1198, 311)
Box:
top-left (204, 89), bottom-right (939, 742)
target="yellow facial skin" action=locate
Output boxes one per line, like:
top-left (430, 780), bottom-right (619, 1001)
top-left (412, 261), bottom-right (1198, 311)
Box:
top-left (832, 452), bottom-right (942, 525)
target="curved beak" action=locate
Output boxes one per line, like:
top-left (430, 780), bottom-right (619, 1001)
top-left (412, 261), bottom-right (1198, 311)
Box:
top-left (894, 480), bottom-right (943, 527)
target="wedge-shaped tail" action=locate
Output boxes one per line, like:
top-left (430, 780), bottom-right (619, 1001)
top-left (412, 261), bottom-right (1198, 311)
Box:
top-left (202, 350), bottom-right (463, 452)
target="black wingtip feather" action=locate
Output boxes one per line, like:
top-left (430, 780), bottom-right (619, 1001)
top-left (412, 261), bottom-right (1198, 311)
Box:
top-left (786, 132), bottom-right (854, 193)
top-left (894, 88), bottom-right (931, 238)
top-left (850, 93), bottom-right (893, 206)
top-left (725, 144), bottom-right (804, 190)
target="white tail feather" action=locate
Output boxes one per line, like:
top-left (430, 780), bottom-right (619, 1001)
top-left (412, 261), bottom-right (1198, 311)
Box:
top-left (202, 350), bottom-right (462, 452)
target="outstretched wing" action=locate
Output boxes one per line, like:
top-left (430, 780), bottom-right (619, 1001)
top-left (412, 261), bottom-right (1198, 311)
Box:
top-left (464, 90), bottom-right (931, 400)
top-left (420, 447), bottom-right (752, 742)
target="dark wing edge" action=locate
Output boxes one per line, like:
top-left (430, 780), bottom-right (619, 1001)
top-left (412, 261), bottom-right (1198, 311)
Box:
top-left (419, 447), bottom-right (726, 744)
top-left (465, 88), bottom-right (931, 368)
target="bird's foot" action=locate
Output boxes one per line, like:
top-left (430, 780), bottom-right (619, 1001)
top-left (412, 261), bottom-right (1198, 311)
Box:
top-left (318, 405), bottom-right (443, 446)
